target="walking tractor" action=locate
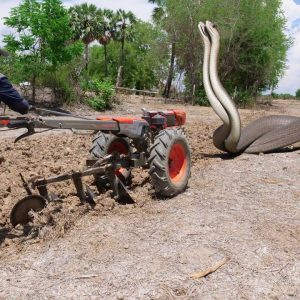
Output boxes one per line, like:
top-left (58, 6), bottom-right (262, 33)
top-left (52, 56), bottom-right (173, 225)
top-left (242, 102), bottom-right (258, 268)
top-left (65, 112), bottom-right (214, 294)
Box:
top-left (0, 108), bottom-right (191, 226)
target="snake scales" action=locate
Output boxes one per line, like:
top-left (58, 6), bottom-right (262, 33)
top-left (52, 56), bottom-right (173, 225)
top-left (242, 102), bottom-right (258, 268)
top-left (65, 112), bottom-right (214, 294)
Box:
top-left (198, 21), bottom-right (300, 154)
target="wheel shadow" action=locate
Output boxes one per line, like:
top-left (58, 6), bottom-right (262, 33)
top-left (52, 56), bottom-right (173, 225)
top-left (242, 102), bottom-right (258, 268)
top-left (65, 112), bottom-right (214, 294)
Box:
top-left (149, 185), bottom-right (194, 202)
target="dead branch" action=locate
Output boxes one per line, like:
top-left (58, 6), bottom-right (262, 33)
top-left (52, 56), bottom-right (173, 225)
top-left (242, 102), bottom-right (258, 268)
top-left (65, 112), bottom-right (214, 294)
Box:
top-left (190, 257), bottom-right (230, 279)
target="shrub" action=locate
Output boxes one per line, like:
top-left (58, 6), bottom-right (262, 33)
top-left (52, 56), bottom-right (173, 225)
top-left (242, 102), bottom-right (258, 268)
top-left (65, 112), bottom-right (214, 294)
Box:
top-left (194, 88), bottom-right (209, 106)
top-left (83, 79), bottom-right (115, 111)
top-left (87, 96), bottom-right (107, 111)
top-left (296, 89), bottom-right (300, 99)
top-left (51, 74), bottom-right (76, 103)
top-left (194, 87), bottom-right (253, 107)
top-left (271, 92), bottom-right (295, 100)
top-left (40, 60), bottom-right (83, 103)
top-left (233, 90), bottom-right (253, 107)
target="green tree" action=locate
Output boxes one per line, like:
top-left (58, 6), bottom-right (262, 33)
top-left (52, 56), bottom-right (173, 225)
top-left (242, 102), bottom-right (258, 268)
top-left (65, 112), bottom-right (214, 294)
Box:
top-left (131, 21), bottom-right (169, 90)
top-left (149, 0), bottom-right (177, 98)
top-left (4, 0), bottom-right (83, 101)
top-left (95, 9), bottom-right (115, 77)
top-left (69, 3), bottom-right (99, 68)
top-left (150, 0), bottom-right (291, 105)
top-left (296, 89), bottom-right (300, 99)
top-left (88, 20), bottom-right (168, 89)
top-left (113, 9), bottom-right (137, 85)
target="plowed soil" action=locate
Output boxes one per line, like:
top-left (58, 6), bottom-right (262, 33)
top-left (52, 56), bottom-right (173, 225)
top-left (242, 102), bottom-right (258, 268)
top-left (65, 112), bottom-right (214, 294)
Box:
top-left (0, 96), bottom-right (300, 299)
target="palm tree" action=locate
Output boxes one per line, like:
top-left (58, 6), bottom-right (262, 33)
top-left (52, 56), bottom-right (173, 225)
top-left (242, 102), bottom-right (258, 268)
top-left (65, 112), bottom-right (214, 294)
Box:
top-left (114, 9), bottom-right (137, 84)
top-left (149, 0), bottom-right (167, 23)
top-left (69, 3), bottom-right (99, 68)
top-left (95, 9), bottom-right (114, 77)
top-left (149, 0), bottom-right (175, 99)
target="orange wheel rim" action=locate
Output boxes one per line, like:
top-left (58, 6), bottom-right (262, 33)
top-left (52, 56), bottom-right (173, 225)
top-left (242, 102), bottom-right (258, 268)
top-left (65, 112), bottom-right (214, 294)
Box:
top-left (108, 141), bottom-right (129, 155)
top-left (168, 143), bottom-right (187, 183)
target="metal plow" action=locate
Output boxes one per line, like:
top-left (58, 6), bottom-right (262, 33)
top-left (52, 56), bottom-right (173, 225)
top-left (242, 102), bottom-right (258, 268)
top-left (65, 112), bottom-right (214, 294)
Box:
top-left (1, 107), bottom-right (191, 226)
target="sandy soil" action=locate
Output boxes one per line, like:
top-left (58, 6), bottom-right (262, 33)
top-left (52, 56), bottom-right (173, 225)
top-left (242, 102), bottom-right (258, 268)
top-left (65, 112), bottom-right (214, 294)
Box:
top-left (0, 96), bottom-right (300, 299)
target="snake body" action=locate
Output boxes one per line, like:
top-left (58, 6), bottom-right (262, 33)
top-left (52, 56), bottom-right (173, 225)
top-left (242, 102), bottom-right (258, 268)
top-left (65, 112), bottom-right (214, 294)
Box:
top-left (198, 21), bottom-right (300, 154)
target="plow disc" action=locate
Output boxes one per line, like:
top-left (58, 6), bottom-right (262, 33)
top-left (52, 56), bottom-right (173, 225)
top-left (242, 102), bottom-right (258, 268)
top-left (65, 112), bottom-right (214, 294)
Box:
top-left (10, 195), bottom-right (46, 227)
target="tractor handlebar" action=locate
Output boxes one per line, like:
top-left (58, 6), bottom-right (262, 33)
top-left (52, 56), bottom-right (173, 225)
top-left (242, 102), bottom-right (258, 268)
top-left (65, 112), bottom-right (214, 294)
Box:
top-left (0, 116), bottom-right (30, 129)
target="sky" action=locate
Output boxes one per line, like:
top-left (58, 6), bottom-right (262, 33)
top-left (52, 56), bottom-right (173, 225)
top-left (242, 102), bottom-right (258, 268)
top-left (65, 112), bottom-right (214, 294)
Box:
top-left (0, 0), bottom-right (299, 94)
top-left (275, 0), bottom-right (300, 94)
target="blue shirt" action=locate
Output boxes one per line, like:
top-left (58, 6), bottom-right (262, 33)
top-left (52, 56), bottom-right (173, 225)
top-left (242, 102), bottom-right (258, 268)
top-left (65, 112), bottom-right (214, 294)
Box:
top-left (0, 74), bottom-right (29, 114)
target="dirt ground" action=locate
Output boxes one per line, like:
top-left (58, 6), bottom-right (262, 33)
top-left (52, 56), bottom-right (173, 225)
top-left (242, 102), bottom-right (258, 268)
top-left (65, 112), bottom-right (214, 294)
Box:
top-left (0, 96), bottom-right (300, 299)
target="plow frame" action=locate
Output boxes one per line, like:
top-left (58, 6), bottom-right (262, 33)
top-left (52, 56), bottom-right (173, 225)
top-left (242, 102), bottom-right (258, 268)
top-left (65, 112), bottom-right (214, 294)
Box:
top-left (1, 108), bottom-right (190, 226)
top-left (21, 152), bottom-right (147, 204)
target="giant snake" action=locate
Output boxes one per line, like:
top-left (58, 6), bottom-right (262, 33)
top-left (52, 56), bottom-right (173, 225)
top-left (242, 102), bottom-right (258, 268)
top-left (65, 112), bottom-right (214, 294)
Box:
top-left (198, 21), bottom-right (300, 154)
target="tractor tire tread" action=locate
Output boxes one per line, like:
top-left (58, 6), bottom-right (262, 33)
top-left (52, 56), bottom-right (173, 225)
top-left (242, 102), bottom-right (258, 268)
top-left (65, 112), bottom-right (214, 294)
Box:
top-left (149, 127), bottom-right (191, 197)
top-left (89, 132), bottom-right (131, 187)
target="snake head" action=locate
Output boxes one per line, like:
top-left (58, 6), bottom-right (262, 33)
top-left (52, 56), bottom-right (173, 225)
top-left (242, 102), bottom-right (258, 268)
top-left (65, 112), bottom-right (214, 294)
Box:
top-left (205, 21), bottom-right (220, 41)
top-left (198, 21), bottom-right (210, 43)
top-left (198, 22), bottom-right (206, 36)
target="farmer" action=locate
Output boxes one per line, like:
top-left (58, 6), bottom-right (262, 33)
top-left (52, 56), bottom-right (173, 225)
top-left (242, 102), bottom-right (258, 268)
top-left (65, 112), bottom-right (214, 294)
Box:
top-left (0, 49), bottom-right (29, 114)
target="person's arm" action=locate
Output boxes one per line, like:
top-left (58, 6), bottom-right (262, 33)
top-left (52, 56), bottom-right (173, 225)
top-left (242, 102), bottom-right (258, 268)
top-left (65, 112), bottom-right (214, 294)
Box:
top-left (0, 75), bottom-right (29, 114)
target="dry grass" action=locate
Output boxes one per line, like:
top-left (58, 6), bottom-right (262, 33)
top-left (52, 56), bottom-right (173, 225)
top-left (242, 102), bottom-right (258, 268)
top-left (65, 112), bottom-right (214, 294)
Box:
top-left (0, 97), bottom-right (300, 299)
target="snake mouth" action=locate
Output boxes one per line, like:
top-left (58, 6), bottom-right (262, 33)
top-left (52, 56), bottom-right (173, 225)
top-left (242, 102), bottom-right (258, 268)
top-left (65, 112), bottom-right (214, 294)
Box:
top-left (198, 22), bottom-right (207, 37)
top-left (206, 21), bottom-right (219, 38)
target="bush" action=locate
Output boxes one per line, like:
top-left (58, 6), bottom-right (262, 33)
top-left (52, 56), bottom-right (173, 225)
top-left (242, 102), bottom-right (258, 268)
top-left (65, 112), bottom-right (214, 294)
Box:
top-left (233, 90), bottom-right (253, 107)
top-left (82, 79), bottom-right (115, 111)
top-left (271, 92), bottom-right (296, 100)
top-left (87, 96), bottom-right (107, 111)
top-left (194, 86), bottom-right (253, 107)
top-left (296, 89), bottom-right (300, 99)
top-left (51, 75), bottom-right (76, 103)
top-left (195, 88), bottom-right (209, 106)
top-left (40, 61), bottom-right (83, 103)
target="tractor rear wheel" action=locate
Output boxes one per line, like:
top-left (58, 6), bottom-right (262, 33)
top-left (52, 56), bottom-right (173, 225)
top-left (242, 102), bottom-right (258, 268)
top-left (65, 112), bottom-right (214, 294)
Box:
top-left (89, 132), bottom-right (131, 187)
top-left (149, 128), bottom-right (191, 197)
